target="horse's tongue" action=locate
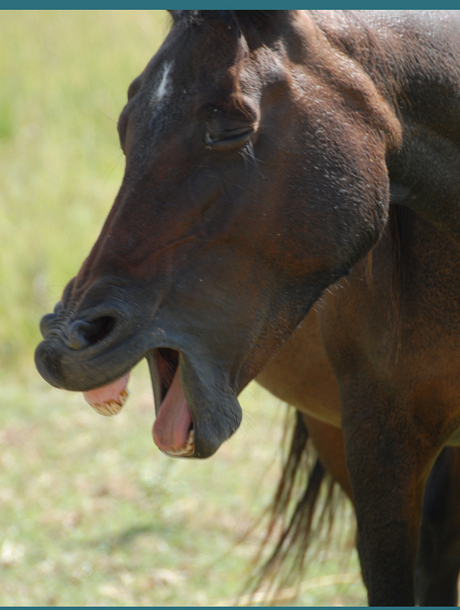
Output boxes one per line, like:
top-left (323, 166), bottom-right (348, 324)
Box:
top-left (83, 373), bottom-right (130, 417)
top-left (152, 366), bottom-right (194, 456)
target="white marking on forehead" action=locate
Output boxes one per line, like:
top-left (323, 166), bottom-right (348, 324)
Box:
top-left (152, 61), bottom-right (174, 104)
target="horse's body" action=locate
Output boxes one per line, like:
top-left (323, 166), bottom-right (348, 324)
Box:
top-left (257, 303), bottom-right (460, 605)
top-left (35, 11), bottom-right (460, 605)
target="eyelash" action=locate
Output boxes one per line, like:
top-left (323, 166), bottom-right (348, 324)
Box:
top-left (203, 126), bottom-right (255, 150)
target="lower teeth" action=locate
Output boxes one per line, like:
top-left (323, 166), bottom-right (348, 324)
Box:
top-left (164, 429), bottom-right (195, 457)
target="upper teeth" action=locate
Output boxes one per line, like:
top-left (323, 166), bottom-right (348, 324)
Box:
top-left (163, 429), bottom-right (195, 458)
top-left (91, 389), bottom-right (129, 417)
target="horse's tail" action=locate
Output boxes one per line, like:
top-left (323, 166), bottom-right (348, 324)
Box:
top-left (244, 409), bottom-right (347, 604)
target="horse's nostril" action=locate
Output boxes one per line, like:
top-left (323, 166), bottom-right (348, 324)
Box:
top-left (68, 316), bottom-right (116, 350)
top-left (83, 316), bottom-right (116, 345)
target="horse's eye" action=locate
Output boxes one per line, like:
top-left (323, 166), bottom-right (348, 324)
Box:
top-left (203, 126), bottom-right (255, 151)
top-left (200, 103), bottom-right (257, 152)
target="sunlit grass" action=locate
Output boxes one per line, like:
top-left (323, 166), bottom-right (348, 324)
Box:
top-left (0, 11), bottom-right (367, 605)
top-left (0, 367), bottom-right (365, 606)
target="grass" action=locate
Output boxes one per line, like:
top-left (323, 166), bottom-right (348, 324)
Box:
top-left (0, 370), bottom-right (366, 606)
top-left (0, 11), bottom-right (367, 605)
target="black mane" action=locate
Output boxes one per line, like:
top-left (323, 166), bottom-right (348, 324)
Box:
top-left (168, 10), bottom-right (278, 35)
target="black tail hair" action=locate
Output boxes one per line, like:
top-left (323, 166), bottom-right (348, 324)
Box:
top-left (244, 410), bottom-right (349, 605)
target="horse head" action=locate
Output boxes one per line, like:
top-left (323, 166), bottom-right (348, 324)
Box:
top-left (36, 10), bottom-right (400, 458)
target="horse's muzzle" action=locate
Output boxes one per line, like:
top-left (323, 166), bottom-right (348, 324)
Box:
top-left (36, 297), bottom-right (244, 459)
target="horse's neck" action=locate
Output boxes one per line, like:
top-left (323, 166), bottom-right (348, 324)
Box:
top-left (374, 12), bottom-right (460, 242)
top-left (316, 11), bottom-right (460, 242)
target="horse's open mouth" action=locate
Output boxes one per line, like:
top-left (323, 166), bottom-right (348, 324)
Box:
top-left (83, 348), bottom-right (195, 458)
top-left (150, 348), bottom-right (195, 458)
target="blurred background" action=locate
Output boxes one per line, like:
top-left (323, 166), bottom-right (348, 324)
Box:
top-left (0, 11), bottom-right (365, 605)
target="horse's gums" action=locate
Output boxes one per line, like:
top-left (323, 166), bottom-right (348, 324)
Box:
top-left (83, 373), bottom-right (130, 417)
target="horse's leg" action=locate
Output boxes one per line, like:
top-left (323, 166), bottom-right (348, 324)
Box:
top-left (305, 414), bottom-right (460, 604)
top-left (305, 413), bottom-right (449, 603)
top-left (338, 377), bottom-right (444, 606)
top-left (313, 210), bottom-right (460, 605)
top-left (317, 305), bottom-right (432, 603)
top-left (416, 447), bottom-right (460, 606)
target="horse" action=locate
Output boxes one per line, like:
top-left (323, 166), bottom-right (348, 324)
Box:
top-left (35, 10), bottom-right (460, 605)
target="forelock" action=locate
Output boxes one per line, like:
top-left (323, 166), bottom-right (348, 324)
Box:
top-left (169, 10), bottom-right (241, 34)
top-left (168, 10), bottom-right (279, 37)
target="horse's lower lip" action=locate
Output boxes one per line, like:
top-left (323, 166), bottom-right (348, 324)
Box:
top-left (145, 347), bottom-right (244, 458)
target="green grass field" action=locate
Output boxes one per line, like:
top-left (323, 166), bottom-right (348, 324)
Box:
top-left (0, 11), bottom-right (366, 605)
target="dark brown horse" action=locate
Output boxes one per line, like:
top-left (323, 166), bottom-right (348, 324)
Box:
top-left (35, 10), bottom-right (460, 605)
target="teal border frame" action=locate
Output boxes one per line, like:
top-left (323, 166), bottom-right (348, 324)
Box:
top-left (1, 3), bottom-right (459, 12)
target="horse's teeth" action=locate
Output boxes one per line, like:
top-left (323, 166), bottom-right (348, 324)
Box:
top-left (163, 428), bottom-right (195, 457)
top-left (91, 388), bottom-right (129, 417)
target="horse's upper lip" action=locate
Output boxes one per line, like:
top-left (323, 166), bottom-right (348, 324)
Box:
top-left (34, 330), bottom-right (151, 392)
